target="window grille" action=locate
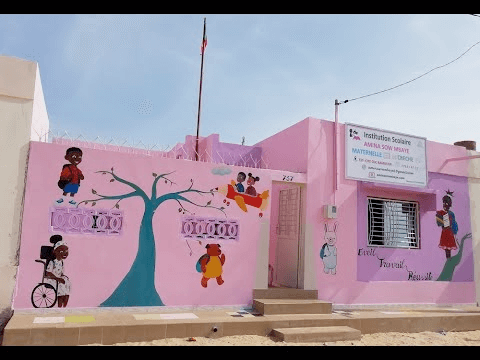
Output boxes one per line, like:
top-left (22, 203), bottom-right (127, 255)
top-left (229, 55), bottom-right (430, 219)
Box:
top-left (367, 197), bottom-right (419, 249)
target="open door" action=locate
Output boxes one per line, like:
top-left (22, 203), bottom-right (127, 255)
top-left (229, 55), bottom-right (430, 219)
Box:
top-left (274, 185), bottom-right (302, 288)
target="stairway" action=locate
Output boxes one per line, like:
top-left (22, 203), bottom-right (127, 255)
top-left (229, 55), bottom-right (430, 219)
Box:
top-left (253, 288), bottom-right (361, 343)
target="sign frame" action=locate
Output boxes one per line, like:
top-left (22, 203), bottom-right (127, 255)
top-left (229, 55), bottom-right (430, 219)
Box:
top-left (344, 122), bottom-right (428, 188)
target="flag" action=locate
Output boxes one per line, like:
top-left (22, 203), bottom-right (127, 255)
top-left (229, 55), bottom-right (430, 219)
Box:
top-left (201, 35), bottom-right (207, 55)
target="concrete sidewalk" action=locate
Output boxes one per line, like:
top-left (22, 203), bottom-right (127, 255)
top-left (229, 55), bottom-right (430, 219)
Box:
top-left (3, 304), bottom-right (480, 345)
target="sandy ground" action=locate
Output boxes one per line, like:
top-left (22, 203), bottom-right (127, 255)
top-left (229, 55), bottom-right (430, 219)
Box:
top-left (83, 330), bottom-right (480, 346)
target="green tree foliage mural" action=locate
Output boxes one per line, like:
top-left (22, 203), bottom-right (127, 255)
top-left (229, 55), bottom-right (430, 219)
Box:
top-left (78, 168), bottom-right (225, 307)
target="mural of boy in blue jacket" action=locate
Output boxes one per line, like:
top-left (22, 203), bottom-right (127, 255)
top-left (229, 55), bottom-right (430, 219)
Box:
top-left (233, 172), bottom-right (246, 193)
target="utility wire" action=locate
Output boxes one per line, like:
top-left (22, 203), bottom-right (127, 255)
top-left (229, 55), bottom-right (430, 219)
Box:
top-left (338, 38), bottom-right (480, 105)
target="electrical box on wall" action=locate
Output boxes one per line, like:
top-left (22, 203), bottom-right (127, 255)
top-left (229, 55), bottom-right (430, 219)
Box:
top-left (324, 205), bottom-right (337, 219)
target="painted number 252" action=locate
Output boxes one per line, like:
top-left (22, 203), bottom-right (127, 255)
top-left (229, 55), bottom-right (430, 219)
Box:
top-left (283, 175), bottom-right (294, 181)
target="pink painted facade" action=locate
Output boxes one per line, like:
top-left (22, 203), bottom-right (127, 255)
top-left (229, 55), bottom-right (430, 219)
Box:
top-left (259, 118), bottom-right (475, 305)
top-left (12, 117), bottom-right (476, 310)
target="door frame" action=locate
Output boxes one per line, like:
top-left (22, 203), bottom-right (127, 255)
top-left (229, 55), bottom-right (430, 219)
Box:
top-left (269, 181), bottom-right (306, 289)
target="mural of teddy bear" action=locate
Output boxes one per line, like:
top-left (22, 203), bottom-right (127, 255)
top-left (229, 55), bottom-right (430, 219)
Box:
top-left (198, 244), bottom-right (226, 288)
top-left (320, 223), bottom-right (338, 275)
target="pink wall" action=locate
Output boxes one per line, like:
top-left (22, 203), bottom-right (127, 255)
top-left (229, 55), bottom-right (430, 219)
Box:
top-left (304, 119), bottom-right (475, 305)
top-left (14, 116), bottom-right (477, 309)
top-left (14, 141), bottom-right (274, 309)
top-left (254, 119), bottom-right (310, 173)
top-left (357, 173), bottom-right (472, 282)
top-left (255, 117), bottom-right (475, 305)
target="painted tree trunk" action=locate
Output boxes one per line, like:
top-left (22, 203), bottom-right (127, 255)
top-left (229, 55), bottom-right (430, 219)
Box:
top-left (100, 202), bottom-right (164, 306)
top-left (436, 233), bottom-right (471, 282)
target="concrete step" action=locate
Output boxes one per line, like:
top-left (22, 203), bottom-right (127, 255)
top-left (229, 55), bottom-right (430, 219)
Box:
top-left (253, 288), bottom-right (318, 300)
top-left (253, 299), bottom-right (332, 315)
top-left (271, 326), bottom-right (361, 343)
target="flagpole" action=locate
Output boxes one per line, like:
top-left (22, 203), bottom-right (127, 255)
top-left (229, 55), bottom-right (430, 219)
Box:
top-left (195, 17), bottom-right (206, 161)
top-left (334, 99), bottom-right (339, 205)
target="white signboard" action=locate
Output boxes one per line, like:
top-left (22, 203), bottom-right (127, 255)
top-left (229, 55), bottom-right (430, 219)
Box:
top-left (345, 123), bottom-right (427, 187)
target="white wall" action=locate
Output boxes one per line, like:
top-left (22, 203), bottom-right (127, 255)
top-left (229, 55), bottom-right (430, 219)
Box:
top-left (0, 55), bottom-right (49, 331)
top-left (31, 63), bottom-right (50, 141)
top-left (467, 149), bottom-right (480, 306)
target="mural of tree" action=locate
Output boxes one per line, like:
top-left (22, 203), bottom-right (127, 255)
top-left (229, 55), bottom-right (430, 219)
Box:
top-left (436, 232), bottom-right (472, 281)
top-left (78, 168), bottom-right (226, 307)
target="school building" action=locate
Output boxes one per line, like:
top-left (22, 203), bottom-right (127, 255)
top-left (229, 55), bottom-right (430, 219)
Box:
top-left (2, 55), bottom-right (480, 317)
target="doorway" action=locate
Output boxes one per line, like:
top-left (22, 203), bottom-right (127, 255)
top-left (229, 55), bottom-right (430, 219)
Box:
top-left (268, 181), bottom-right (304, 289)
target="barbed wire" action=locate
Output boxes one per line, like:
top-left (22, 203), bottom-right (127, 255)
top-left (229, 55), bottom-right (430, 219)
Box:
top-left (33, 128), bottom-right (271, 170)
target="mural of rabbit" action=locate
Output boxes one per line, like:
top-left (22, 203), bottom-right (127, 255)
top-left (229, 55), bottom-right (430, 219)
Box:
top-left (320, 222), bottom-right (338, 275)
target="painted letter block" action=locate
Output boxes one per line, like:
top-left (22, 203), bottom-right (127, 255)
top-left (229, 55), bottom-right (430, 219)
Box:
top-left (49, 207), bottom-right (123, 235)
top-left (181, 216), bottom-right (239, 241)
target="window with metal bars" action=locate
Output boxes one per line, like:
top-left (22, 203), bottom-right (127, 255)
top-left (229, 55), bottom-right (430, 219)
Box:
top-left (367, 197), bottom-right (419, 249)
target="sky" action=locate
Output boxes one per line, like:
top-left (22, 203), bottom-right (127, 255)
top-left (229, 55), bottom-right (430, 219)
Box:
top-left (1, 14), bottom-right (480, 149)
